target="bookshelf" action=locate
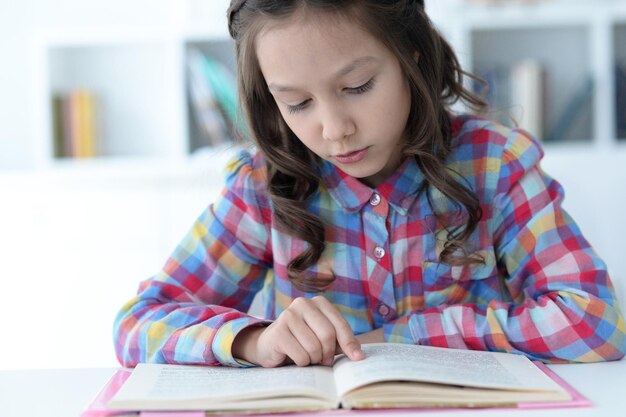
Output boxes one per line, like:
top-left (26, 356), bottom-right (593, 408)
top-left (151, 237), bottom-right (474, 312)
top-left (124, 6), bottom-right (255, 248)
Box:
top-left (31, 1), bottom-right (236, 171)
top-left (434, 0), bottom-right (626, 150)
top-left (31, 0), bottom-right (626, 172)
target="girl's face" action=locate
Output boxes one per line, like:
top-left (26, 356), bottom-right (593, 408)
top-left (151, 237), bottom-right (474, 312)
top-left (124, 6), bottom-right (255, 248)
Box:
top-left (256, 11), bottom-right (412, 188)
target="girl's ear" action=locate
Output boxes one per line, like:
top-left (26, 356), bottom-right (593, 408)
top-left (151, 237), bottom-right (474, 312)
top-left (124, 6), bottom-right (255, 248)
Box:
top-left (413, 51), bottom-right (420, 63)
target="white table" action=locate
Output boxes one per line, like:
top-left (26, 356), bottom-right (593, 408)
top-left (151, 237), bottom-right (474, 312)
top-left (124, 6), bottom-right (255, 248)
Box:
top-left (0, 360), bottom-right (625, 417)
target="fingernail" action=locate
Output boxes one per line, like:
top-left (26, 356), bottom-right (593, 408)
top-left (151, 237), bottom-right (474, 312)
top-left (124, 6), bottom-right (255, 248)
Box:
top-left (352, 348), bottom-right (364, 359)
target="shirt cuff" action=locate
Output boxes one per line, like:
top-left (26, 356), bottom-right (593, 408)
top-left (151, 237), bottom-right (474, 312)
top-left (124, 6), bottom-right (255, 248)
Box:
top-left (383, 314), bottom-right (423, 344)
top-left (211, 317), bottom-right (270, 367)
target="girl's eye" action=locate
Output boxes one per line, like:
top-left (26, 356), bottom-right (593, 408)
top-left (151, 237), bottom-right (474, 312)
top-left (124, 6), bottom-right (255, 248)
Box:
top-left (347, 78), bottom-right (375, 94)
top-left (285, 79), bottom-right (375, 115)
top-left (287, 99), bottom-right (310, 114)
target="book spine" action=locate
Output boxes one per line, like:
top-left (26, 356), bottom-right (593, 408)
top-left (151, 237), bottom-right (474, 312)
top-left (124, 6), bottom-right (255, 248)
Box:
top-left (62, 92), bottom-right (75, 158)
top-left (510, 59), bottom-right (544, 138)
top-left (52, 94), bottom-right (65, 158)
top-left (186, 48), bottom-right (230, 148)
top-left (477, 65), bottom-right (514, 128)
top-left (199, 53), bottom-right (247, 141)
top-left (70, 90), bottom-right (84, 158)
top-left (546, 75), bottom-right (594, 142)
top-left (80, 90), bottom-right (97, 158)
top-left (616, 63), bottom-right (626, 139)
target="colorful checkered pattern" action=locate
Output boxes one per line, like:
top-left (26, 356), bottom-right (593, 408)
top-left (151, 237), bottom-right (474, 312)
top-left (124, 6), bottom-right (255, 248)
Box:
top-left (114, 114), bottom-right (626, 367)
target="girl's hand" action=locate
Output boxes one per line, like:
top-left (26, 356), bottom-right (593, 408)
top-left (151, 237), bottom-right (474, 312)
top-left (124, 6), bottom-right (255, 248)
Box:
top-left (232, 296), bottom-right (365, 367)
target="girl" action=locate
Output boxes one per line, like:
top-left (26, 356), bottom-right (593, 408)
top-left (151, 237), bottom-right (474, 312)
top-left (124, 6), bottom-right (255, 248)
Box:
top-left (114, 0), bottom-right (626, 368)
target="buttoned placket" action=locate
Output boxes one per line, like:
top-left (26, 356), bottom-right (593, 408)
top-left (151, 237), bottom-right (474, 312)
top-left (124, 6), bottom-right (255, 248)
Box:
top-left (362, 192), bottom-right (397, 326)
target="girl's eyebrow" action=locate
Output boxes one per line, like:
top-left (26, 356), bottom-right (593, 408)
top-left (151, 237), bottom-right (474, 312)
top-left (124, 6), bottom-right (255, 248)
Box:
top-left (268, 56), bottom-right (379, 93)
top-left (334, 56), bottom-right (379, 78)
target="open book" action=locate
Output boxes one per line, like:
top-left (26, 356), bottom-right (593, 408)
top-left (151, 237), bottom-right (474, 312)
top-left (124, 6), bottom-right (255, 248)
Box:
top-left (108, 343), bottom-right (572, 413)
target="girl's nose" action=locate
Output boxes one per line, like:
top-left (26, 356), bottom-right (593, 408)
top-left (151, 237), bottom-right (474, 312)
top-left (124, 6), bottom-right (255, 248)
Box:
top-left (321, 107), bottom-right (356, 142)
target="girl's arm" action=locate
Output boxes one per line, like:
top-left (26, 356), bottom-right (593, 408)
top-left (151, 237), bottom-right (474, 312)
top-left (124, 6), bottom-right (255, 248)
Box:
top-left (384, 130), bottom-right (626, 362)
top-left (113, 151), bottom-right (273, 367)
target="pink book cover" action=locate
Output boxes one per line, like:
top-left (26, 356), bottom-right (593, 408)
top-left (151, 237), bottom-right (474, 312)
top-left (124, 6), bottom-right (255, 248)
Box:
top-left (80, 361), bottom-right (590, 417)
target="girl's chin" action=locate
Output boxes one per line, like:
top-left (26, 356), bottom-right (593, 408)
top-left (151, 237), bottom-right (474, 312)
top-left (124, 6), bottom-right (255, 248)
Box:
top-left (343, 166), bottom-right (388, 187)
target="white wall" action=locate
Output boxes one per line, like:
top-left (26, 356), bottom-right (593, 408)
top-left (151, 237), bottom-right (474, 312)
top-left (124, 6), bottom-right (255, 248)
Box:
top-left (0, 155), bottom-right (227, 370)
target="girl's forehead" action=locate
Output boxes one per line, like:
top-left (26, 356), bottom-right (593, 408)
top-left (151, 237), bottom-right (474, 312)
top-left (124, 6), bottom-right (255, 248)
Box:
top-left (256, 7), bottom-right (375, 48)
top-left (256, 21), bottom-right (393, 93)
top-left (255, 9), bottom-right (383, 59)
top-left (256, 17), bottom-right (384, 78)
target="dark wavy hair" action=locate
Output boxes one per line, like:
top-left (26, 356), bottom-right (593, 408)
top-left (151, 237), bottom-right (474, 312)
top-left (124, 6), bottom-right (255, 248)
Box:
top-left (227, 0), bottom-right (487, 292)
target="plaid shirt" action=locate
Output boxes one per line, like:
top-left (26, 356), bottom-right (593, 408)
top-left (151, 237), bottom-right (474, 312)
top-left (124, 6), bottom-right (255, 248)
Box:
top-left (114, 114), bottom-right (626, 367)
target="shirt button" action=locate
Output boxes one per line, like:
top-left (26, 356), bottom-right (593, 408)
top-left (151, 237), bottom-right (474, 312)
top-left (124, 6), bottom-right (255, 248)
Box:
top-left (374, 246), bottom-right (385, 259)
top-left (378, 303), bottom-right (390, 317)
top-left (369, 193), bottom-right (381, 206)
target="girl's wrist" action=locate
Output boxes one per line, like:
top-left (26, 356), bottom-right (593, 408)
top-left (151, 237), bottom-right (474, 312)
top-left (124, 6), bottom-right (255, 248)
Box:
top-left (232, 325), bottom-right (265, 364)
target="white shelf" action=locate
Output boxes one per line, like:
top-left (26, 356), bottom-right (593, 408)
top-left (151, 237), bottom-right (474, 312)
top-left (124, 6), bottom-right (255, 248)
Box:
top-left (182, 30), bottom-right (231, 43)
top-left (459, 1), bottom-right (626, 29)
top-left (33, 26), bottom-right (174, 46)
top-left (177, 0), bottom-right (231, 39)
top-left (33, 143), bottom-right (244, 184)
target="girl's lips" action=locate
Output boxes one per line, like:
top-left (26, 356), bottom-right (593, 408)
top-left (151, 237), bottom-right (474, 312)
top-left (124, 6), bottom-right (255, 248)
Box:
top-left (334, 147), bottom-right (369, 164)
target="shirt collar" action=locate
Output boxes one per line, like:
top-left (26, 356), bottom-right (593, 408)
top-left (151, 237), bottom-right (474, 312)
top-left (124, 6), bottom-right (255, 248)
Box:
top-left (319, 157), bottom-right (425, 215)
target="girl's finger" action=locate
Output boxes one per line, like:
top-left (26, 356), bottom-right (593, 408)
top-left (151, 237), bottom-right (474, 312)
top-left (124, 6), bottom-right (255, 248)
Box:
top-left (314, 297), bottom-right (364, 361)
top-left (289, 297), bottom-right (339, 365)
top-left (276, 329), bottom-right (312, 367)
top-left (286, 316), bottom-right (325, 364)
top-left (302, 309), bottom-right (339, 365)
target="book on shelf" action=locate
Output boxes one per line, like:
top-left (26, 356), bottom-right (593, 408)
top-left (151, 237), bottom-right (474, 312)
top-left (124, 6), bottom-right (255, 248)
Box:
top-left (51, 89), bottom-right (99, 159)
top-left (476, 59), bottom-right (545, 138)
top-left (186, 48), bottom-right (232, 147)
top-left (104, 343), bottom-right (582, 414)
top-left (476, 65), bottom-right (510, 124)
top-left (186, 48), bottom-right (247, 150)
top-left (616, 62), bottom-right (626, 139)
top-left (511, 59), bottom-right (544, 140)
top-left (545, 75), bottom-right (594, 142)
top-left (52, 94), bottom-right (65, 158)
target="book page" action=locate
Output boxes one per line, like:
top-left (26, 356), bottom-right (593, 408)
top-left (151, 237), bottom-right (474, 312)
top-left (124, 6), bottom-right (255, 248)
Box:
top-left (109, 363), bottom-right (337, 410)
top-left (333, 344), bottom-right (566, 398)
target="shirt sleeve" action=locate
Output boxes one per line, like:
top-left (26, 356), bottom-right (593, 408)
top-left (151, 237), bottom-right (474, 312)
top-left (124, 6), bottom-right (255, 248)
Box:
top-left (383, 129), bottom-right (626, 363)
top-left (113, 150), bottom-right (273, 367)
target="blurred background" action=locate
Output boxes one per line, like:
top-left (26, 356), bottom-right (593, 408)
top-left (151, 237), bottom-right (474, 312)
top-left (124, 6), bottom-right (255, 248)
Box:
top-left (0, 0), bottom-right (625, 370)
